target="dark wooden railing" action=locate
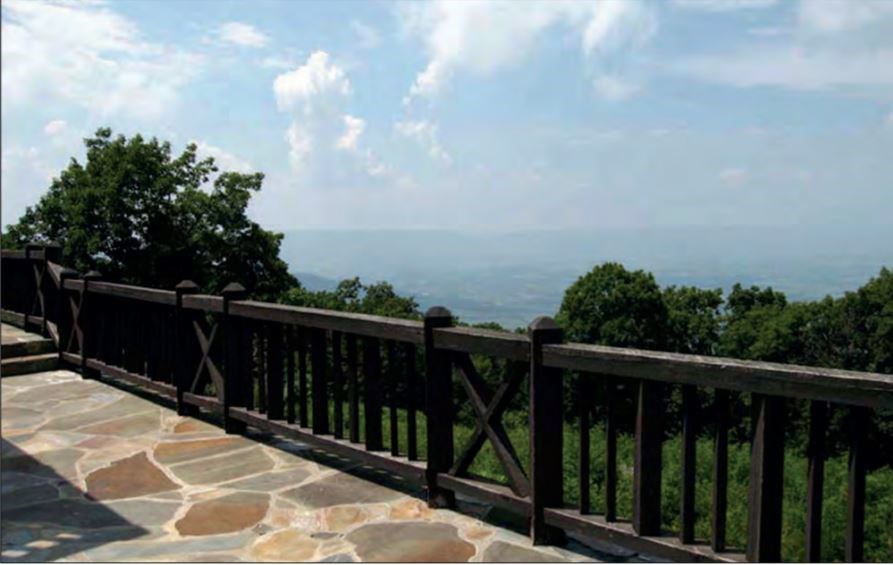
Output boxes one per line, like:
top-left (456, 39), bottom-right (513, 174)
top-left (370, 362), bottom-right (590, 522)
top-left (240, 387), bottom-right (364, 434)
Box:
top-left (2, 243), bottom-right (891, 563)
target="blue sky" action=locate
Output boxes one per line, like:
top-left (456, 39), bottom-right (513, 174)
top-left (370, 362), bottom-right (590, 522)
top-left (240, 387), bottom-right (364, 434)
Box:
top-left (2, 0), bottom-right (892, 231)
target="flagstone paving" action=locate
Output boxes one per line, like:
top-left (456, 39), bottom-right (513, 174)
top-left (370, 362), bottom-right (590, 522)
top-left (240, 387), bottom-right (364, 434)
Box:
top-left (1, 369), bottom-right (643, 562)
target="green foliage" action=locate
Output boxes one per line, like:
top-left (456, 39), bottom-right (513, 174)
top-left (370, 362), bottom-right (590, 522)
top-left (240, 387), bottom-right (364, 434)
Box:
top-left (556, 262), bottom-right (668, 349)
top-left (282, 277), bottom-right (421, 319)
top-left (4, 128), bottom-right (295, 300)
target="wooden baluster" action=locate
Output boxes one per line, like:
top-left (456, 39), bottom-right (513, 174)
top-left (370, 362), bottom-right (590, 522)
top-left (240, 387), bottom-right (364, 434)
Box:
top-left (746, 394), bottom-right (785, 562)
top-left (174, 280), bottom-right (199, 416)
top-left (222, 283), bottom-right (247, 433)
top-left (528, 316), bottom-right (565, 545)
top-left (633, 380), bottom-right (664, 536)
top-left (846, 406), bottom-right (868, 563)
top-left (405, 343), bottom-right (418, 461)
top-left (363, 336), bottom-right (383, 450)
top-left (806, 400), bottom-right (828, 561)
top-left (286, 327), bottom-right (296, 424)
top-left (712, 389), bottom-right (729, 552)
top-left (243, 319), bottom-right (256, 411)
top-left (298, 327), bottom-right (308, 427)
top-left (310, 328), bottom-right (329, 434)
top-left (680, 384), bottom-right (698, 544)
top-left (425, 307), bottom-right (454, 508)
top-left (332, 331), bottom-right (344, 439)
top-left (257, 324), bottom-right (267, 414)
top-left (579, 375), bottom-right (593, 515)
top-left (605, 377), bottom-right (618, 522)
top-left (56, 268), bottom-right (78, 363)
top-left (81, 271), bottom-right (102, 379)
top-left (388, 340), bottom-right (400, 456)
top-left (145, 303), bottom-right (158, 380)
top-left (266, 323), bottom-right (284, 420)
top-left (347, 334), bottom-right (360, 442)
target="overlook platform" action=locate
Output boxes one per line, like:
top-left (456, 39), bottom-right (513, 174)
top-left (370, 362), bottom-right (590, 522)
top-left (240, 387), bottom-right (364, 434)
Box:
top-left (1, 328), bottom-right (632, 562)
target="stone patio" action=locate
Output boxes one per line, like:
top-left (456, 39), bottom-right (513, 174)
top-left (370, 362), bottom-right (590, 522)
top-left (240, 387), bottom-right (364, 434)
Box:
top-left (1, 366), bottom-right (638, 562)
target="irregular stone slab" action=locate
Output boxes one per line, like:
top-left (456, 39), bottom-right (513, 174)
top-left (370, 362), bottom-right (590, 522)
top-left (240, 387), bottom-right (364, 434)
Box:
top-left (168, 446), bottom-right (275, 485)
top-left (321, 553), bottom-right (357, 562)
top-left (282, 472), bottom-right (403, 509)
top-left (389, 498), bottom-right (435, 521)
top-left (42, 395), bottom-right (157, 431)
top-left (250, 529), bottom-right (320, 561)
top-left (1, 499), bottom-right (135, 529)
top-left (106, 499), bottom-right (181, 526)
top-left (173, 419), bottom-right (218, 434)
top-left (175, 492), bottom-right (269, 536)
top-left (347, 522), bottom-right (475, 562)
top-left (78, 411), bottom-right (160, 437)
top-left (324, 506), bottom-right (373, 533)
top-left (221, 467), bottom-right (312, 492)
top-left (12, 380), bottom-right (106, 407)
top-left (0, 406), bottom-right (45, 430)
top-left (483, 541), bottom-right (568, 562)
top-left (85, 452), bottom-right (178, 500)
top-left (84, 531), bottom-right (256, 561)
top-left (2, 448), bottom-right (83, 481)
top-left (0, 483), bottom-right (59, 510)
top-left (154, 437), bottom-right (251, 465)
top-left (0, 471), bottom-right (49, 494)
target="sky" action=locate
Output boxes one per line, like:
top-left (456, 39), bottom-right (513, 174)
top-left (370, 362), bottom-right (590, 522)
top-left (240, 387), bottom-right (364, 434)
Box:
top-left (2, 0), bottom-right (892, 232)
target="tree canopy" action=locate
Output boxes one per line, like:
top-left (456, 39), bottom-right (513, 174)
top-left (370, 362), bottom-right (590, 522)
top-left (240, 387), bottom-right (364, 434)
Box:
top-left (4, 128), bottom-right (295, 300)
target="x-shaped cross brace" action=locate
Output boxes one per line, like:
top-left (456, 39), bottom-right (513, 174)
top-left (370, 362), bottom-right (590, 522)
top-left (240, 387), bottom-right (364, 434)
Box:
top-left (192, 318), bottom-right (224, 400)
top-left (451, 352), bottom-right (531, 497)
top-left (30, 261), bottom-right (45, 320)
top-left (66, 294), bottom-right (83, 354)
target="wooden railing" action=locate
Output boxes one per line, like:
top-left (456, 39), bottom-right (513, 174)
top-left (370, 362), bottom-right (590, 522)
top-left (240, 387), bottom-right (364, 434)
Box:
top-left (2, 243), bottom-right (891, 562)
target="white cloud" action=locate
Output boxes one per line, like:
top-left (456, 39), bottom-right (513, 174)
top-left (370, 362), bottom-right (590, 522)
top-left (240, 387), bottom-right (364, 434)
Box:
top-left (350, 20), bottom-right (381, 49)
top-left (1, 0), bottom-right (202, 121)
top-left (192, 141), bottom-right (253, 173)
top-left (395, 120), bottom-right (451, 164)
top-left (336, 115), bottom-right (366, 151)
top-left (398, 0), bottom-right (655, 103)
top-left (217, 21), bottom-right (269, 48)
top-left (43, 120), bottom-right (67, 136)
top-left (672, 0), bottom-right (776, 12)
top-left (673, 47), bottom-right (893, 90)
top-left (798, 0), bottom-right (893, 34)
top-left (273, 51), bottom-right (350, 113)
top-left (718, 167), bottom-right (748, 185)
top-left (273, 52), bottom-right (398, 182)
top-left (592, 74), bottom-right (639, 101)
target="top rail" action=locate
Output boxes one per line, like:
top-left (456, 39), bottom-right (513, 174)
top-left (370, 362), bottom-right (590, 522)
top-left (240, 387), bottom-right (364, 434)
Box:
top-left (229, 300), bottom-right (425, 344)
top-left (1, 249), bottom-right (44, 260)
top-left (545, 343), bottom-right (893, 409)
top-left (433, 326), bottom-right (529, 361)
top-left (47, 261), bottom-right (64, 286)
top-left (87, 281), bottom-right (177, 306)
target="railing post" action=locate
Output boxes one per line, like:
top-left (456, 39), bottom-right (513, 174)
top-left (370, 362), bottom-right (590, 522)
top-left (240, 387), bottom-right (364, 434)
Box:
top-left (40, 242), bottom-right (61, 337)
top-left (80, 271), bottom-right (102, 378)
top-left (222, 283), bottom-right (248, 434)
top-left (633, 379), bottom-right (664, 535)
top-left (57, 268), bottom-right (78, 362)
top-left (175, 280), bottom-right (199, 416)
top-left (528, 316), bottom-right (565, 545)
top-left (23, 242), bottom-right (40, 330)
top-left (746, 394), bottom-right (785, 562)
top-left (424, 306), bottom-right (455, 509)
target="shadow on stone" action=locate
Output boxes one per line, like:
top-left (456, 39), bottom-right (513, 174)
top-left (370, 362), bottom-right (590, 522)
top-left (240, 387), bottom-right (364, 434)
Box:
top-left (1, 439), bottom-right (149, 561)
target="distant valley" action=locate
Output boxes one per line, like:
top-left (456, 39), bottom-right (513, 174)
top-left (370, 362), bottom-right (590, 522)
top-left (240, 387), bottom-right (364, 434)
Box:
top-left (282, 226), bottom-right (893, 329)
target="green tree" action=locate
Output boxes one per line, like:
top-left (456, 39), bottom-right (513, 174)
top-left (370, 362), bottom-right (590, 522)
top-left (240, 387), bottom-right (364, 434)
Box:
top-left (4, 128), bottom-right (295, 300)
top-left (282, 277), bottom-right (420, 319)
top-left (556, 262), bottom-right (668, 349)
top-left (663, 285), bottom-right (723, 355)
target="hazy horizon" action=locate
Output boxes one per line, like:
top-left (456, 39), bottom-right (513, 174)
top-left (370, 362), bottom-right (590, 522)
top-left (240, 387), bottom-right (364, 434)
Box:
top-left (281, 225), bottom-right (893, 328)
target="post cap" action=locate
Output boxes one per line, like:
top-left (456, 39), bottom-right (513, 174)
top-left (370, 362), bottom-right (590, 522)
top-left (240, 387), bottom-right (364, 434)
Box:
top-left (425, 306), bottom-right (452, 319)
top-left (221, 282), bottom-right (247, 296)
top-left (528, 315), bottom-right (560, 333)
top-left (83, 270), bottom-right (103, 280)
top-left (175, 280), bottom-right (200, 292)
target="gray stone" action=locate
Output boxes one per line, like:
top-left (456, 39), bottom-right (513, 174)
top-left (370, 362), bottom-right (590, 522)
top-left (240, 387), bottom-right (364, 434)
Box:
top-left (168, 447), bottom-right (275, 485)
top-left (106, 499), bottom-right (181, 526)
top-left (282, 472), bottom-right (403, 509)
top-left (347, 522), bottom-right (475, 562)
top-left (322, 553), bottom-right (356, 562)
top-left (483, 541), bottom-right (568, 562)
top-left (84, 531), bottom-right (256, 561)
top-left (2, 499), bottom-right (137, 529)
top-left (220, 467), bottom-right (312, 492)
top-left (0, 483), bottom-right (59, 510)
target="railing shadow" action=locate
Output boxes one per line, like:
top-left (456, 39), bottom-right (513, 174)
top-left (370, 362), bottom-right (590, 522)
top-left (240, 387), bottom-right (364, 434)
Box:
top-left (1, 439), bottom-right (148, 561)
